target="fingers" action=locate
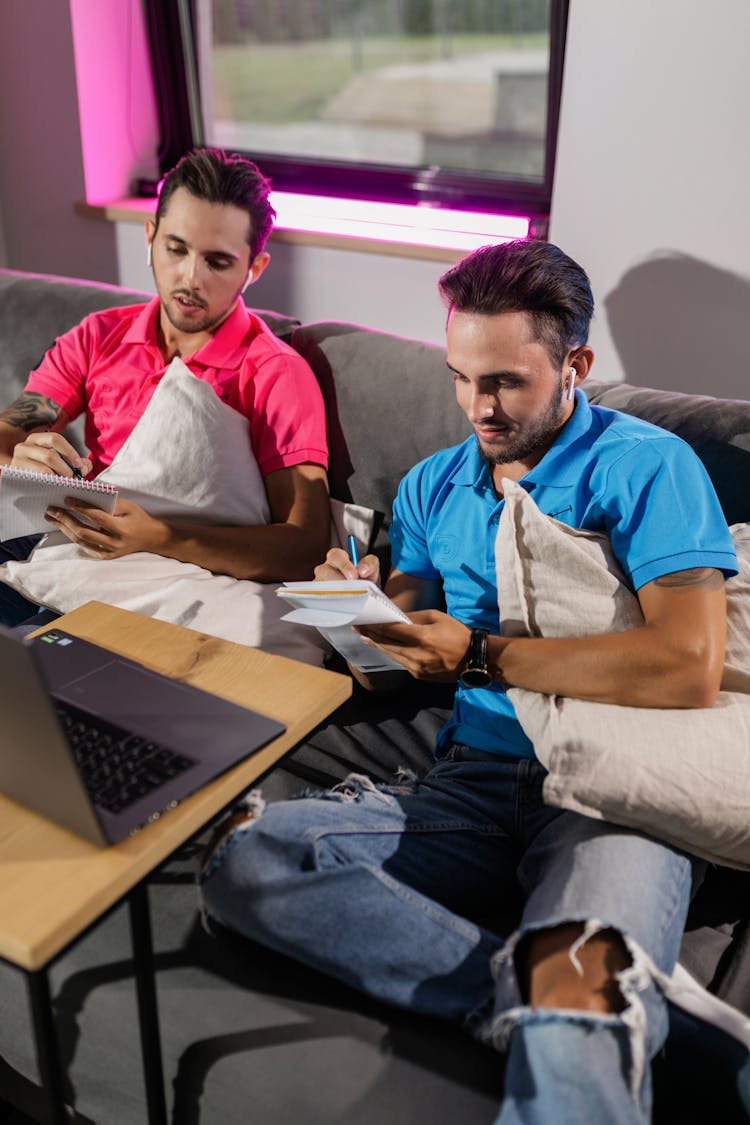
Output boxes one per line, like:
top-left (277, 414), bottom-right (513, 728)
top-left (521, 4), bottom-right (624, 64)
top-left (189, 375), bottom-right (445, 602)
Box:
top-left (315, 546), bottom-right (377, 582)
top-left (355, 553), bottom-right (380, 581)
top-left (358, 622), bottom-right (418, 645)
top-left (45, 505), bottom-right (115, 554)
top-left (357, 614), bottom-right (472, 683)
top-left (11, 432), bottom-right (91, 477)
top-left (80, 538), bottom-right (112, 556)
top-left (314, 547), bottom-right (349, 579)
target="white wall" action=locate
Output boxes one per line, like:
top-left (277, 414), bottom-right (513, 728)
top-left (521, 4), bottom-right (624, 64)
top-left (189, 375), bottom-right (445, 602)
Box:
top-left (550, 0), bottom-right (750, 398)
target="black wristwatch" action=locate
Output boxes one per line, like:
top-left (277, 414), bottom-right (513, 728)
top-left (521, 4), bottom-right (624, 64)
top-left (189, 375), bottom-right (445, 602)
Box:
top-left (459, 627), bottom-right (492, 688)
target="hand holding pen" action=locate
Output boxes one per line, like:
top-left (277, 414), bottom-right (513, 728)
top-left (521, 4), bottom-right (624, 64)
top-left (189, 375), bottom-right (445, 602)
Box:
top-left (313, 536), bottom-right (381, 584)
top-left (7, 431), bottom-right (92, 478)
top-left (56, 451), bottom-right (83, 479)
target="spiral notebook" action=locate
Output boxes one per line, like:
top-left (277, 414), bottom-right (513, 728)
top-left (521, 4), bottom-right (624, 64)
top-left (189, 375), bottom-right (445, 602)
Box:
top-left (0, 466), bottom-right (119, 542)
top-left (276, 579), bottom-right (412, 672)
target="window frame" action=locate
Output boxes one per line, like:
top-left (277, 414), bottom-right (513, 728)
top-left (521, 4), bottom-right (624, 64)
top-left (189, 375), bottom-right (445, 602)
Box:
top-left (143, 0), bottom-right (569, 228)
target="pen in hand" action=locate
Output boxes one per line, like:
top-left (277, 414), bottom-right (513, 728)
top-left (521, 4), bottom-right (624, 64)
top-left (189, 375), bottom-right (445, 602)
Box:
top-left (56, 451), bottom-right (83, 479)
top-left (347, 534), bottom-right (359, 567)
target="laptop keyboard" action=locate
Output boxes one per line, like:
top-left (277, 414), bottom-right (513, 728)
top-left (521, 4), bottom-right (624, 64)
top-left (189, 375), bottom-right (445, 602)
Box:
top-left (55, 699), bottom-right (195, 814)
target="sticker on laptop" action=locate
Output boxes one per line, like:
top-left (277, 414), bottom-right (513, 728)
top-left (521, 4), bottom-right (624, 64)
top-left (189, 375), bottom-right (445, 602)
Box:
top-left (40, 631), bottom-right (74, 646)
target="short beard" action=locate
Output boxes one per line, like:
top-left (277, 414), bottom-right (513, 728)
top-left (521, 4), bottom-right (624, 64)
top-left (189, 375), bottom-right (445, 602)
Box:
top-left (476, 384), bottom-right (566, 466)
top-left (163, 299), bottom-right (219, 336)
top-left (162, 288), bottom-right (242, 336)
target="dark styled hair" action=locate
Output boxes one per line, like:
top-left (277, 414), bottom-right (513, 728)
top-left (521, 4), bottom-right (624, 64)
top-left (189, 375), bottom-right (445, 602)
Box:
top-left (154, 147), bottom-right (276, 260)
top-left (438, 240), bottom-right (594, 366)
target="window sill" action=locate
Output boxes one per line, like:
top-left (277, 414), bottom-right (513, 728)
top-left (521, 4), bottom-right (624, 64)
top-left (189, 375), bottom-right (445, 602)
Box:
top-left (75, 194), bottom-right (530, 264)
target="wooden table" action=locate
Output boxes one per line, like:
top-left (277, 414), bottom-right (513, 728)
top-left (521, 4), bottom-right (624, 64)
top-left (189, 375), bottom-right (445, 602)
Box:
top-left (0, 601), bottom-right (351, 1124)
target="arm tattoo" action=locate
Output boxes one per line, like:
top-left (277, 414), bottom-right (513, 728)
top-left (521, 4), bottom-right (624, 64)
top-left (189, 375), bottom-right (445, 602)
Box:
top-left (653, 567), bottom-right (724, 590)
top-left (0, 392), bottom-right (61, 432)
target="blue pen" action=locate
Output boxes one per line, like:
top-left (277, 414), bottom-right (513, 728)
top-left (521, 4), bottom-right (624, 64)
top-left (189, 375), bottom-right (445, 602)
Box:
top-left (347, 534), bottom-right (359, 566)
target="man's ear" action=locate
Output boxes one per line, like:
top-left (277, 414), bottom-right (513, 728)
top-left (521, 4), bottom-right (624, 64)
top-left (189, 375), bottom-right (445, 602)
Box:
top-left (244, 251), bottom-right (271, 291)
top-left (569, 345), bottom-right (595, 385)
top-left (145, 219), bottom-right (156, 267)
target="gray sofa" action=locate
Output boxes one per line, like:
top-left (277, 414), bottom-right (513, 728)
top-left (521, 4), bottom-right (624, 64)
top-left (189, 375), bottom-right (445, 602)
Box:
top-left (0, 267), bottom-right (749, 1125)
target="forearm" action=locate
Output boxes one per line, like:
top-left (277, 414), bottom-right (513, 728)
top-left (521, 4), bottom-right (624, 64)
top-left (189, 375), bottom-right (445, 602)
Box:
top-left (490, 625), bottom-right (724, 709)
top-left (153, 517), bottom-right (331, 582)
top-left (0, 421), bottom-right (27, 464)
top-left (0, 397), bottom-right (79, 472)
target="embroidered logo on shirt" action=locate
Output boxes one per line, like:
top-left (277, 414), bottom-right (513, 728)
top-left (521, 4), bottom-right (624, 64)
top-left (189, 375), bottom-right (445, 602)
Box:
top-left (434, 535), bottom-right (459, 560)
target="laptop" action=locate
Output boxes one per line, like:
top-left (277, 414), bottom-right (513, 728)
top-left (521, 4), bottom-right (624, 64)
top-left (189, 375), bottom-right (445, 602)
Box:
top-left (0, 624), bottom-right (286, 845)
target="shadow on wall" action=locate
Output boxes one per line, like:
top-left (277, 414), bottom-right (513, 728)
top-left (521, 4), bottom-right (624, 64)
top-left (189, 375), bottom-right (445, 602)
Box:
top-left (605, 252), bottom-right (750, 399)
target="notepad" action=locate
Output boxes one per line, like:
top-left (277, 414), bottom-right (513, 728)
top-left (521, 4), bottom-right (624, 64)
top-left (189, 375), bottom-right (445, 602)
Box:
top-left (276, 580), bottom-right (411, 672)
top-left (277, 580), bottom-right (411, 626)
top-left (0, 466), bottom-right (119, 542)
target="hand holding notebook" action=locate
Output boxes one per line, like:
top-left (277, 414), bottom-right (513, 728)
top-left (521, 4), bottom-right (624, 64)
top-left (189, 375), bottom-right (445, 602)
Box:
top-left (0, 466), bottom-right (119, 542)
top-left (276, 580), bottom-right (412, 672)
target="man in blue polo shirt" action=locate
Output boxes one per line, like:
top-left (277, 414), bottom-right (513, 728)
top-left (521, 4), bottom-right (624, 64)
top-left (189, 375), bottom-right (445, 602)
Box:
top-left (201, 240), bottom-right (742, 1124)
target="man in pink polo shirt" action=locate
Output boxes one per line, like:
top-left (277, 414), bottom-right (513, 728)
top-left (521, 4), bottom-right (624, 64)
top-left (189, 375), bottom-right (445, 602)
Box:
top-left (0, 147), bottom-right (330, 627)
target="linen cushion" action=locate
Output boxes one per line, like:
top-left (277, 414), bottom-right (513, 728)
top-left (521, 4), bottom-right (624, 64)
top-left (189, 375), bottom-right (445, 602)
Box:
top-left (495, 479), bottom-right (750, 870)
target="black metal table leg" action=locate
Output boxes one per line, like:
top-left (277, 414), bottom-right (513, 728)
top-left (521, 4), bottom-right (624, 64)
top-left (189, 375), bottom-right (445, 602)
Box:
top-left (128, 882), bottom-right (168, 1125)
top-left (26, 968), bottom-right (69, 1125)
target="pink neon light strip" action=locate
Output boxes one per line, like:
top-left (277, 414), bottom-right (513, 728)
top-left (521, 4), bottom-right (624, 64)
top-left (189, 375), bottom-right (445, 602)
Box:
top-left (270, 191), bottom-right (530, 250)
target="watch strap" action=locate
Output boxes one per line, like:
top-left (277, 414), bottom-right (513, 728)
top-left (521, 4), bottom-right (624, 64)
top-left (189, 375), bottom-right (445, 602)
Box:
top-left (460, 627), bottom-right (492, 687)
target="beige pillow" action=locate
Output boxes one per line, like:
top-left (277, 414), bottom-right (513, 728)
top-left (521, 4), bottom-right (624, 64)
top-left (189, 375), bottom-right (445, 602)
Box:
top-left (722, 521), bottom-right (750, 693)
top-left (495, 479), bottom-right (750, 871)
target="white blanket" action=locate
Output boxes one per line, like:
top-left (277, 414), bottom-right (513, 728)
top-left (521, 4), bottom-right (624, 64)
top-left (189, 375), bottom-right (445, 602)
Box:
top-left (0, 359), bottom-right (371, 665)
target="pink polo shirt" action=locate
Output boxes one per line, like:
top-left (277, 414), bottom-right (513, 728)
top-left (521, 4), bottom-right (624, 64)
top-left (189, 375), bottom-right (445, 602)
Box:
top-left (26, 297), bottom-right (328, 479)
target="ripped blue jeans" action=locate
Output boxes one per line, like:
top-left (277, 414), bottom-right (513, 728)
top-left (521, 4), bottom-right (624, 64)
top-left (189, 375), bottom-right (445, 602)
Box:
top-left (200, 746), bottom-right (695, 1124)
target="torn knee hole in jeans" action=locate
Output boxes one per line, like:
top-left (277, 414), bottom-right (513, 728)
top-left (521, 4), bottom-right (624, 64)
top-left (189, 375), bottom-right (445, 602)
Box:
top-left (487, 921), bottom-right (655, 1101)
top-left (323, 771), bottom-right (408, 804)
top-left (295, 767), bottom-right (419, 807)
top-left (200, 788), bottom-right (266, 875)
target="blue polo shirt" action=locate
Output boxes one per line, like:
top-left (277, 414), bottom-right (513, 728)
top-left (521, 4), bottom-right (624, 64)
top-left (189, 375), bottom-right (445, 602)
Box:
top-left (390, 391), bottom-right (738, 759)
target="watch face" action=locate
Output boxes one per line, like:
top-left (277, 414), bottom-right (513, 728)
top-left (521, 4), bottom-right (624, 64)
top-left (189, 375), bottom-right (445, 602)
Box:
top-left (460, 666), bottom-right (493, 688)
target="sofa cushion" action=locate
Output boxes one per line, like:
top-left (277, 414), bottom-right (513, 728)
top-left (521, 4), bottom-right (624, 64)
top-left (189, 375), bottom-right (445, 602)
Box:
top-left (291, 322), bottom-right (471, 537)
top-left (0, 269), bottom-right (150, 401)
top-left (584, 378), bottom-right (750, 526)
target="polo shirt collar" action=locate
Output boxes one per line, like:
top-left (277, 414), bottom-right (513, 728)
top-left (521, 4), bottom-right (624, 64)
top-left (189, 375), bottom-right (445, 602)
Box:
top-left (123, 297), bottom-right (161, 344)
top-left (191, 299), bottom-right (253, 368)
top-left (451, 439), bottom-right (493, 490)
top-left (122, 296), bottom-right (254, 367)
top-left (450, 389), bottom-right (597, 492)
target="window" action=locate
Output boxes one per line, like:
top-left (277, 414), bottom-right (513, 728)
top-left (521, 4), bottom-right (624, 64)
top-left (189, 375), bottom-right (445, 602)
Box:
top-left (145, 0), bottom-right (569, 231)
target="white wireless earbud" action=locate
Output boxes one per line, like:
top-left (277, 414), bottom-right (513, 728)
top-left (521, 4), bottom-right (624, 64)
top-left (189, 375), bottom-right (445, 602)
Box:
top-left (566, 366), bottom-right (577, 402)
top-left (242, 272), bottom-right (252, 295)
top-left (146, 243), bottom-right (152, 269)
